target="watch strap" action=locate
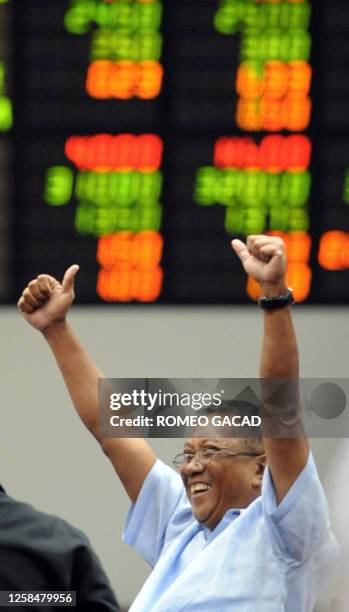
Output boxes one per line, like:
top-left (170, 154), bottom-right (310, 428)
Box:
top-left (258, 288), bottom-right (294, 310)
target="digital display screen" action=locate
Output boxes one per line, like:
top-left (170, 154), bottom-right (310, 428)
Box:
top-left (5, 0), bottom-right (349, 303)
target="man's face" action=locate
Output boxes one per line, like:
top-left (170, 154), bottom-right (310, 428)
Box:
top-left (179, 437), bottom-right (264, 530)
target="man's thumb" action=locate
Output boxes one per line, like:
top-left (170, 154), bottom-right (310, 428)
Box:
top-left (62, 264), bottom-right (80, 292)
top-left (231, 239), bottom-right (250, 262)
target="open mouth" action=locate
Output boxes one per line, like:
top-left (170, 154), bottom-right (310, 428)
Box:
top-left (190, 483), bottom-right (212, 497)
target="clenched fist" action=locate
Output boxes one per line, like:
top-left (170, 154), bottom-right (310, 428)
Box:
top-left (17, 265), bottom-right (79, 331)
top-left (232, 235), bottom-right (287, 291)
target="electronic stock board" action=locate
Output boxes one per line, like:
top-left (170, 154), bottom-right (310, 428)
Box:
top-left (2, 0), bottom-right (349, 304)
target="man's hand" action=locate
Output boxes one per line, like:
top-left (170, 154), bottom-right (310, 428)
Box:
top-left (17, 265), bottom-right (79, 332)
top-left (232, 235), bottom-right (287, 293)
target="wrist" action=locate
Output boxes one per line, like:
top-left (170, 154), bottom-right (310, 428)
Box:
top-left (259, 281), bottom-right (288, 298)
top-left (42, 319), bottom-right (68, 339)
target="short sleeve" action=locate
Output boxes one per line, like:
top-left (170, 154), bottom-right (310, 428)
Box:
top-left (262, 452), bottom-right (332, 562)
top-left (123, 459), bottom-right (188, 566)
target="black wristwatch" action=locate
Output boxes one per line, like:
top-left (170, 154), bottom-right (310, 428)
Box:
top-left (258, 288), bottom-right (294, 310)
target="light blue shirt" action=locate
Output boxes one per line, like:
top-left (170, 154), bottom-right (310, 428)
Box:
top-left (124, 453), bottom-right (338, 612)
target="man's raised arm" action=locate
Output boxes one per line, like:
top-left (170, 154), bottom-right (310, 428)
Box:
top-left (232, 235), bottom-right (309, 504)
top-left (17, 266), bottom-right (156, 503)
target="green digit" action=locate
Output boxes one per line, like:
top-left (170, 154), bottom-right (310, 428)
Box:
top-left (114, 172), bottom-right (140, 207)
top-left (218, 169), bottom-right (240, 206)
top-left (265, 30), bottom-right (283, 62)
top-left (44, 166), bottom-right (73, 206)
top-left (64, 0), bottom-right (95, 35)
top-left (244, 3), bottom-right (259, 28)
top-left (116, 2), bottom-right (134, 29)
top-left (75, 171), bottom-right (88, 201)
top-left (261, 4), bottom-right (282, 29)
top-left (0, 96), bottom-right (12, 131)
top-left (270, 206), bottom-right (309, 232)
top-left (214, 0), bottom-right (245, 35)
top-left (244, 207), bottom-right (266, 234)
top-left (224, 207), bottom-right (240, 234)
top-left (92, 172), bottom-right (111, 206)
top-left (265, 173), bottom-right (282, 208)
top-left (281, 171), bottom-right (311, 207)
top-left (287, 30), bottom-right (311, 62)
top-left (75, 202), bottom-right (94, 234)
top-left (137, 204), bottom-right (162, 231)
top-left (115, 208), bottom-right (137, 231)
top-left (95, 2), bottom-right (112, 28)
top-left (94, 207), bottom-right (118, 236)
top-left (91, 30), bottom-right (135, 61)
top-left (136, 1), bottom-right (163, 31)
top-left (139, 171), bottom-right (163, 204)
top-left (289, 209), bottom-right (309, 231)
top-left (224, 206), bottom-right (265, 235)
top-left (137, 32), bottom-right (162, 61)
top-left (241, 170), bottom-right (266, 206)
top-left (288, 3), bottom-right (311, 29)
top-left (194, 167), bottom-right (219, 206)
top-left (90, 29), bottom-right (110, 61)
top-left (241, 28), bottom-right (261, 61)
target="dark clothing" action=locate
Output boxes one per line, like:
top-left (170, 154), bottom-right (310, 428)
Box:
top-left (0, 485), bottom-right (120, 612)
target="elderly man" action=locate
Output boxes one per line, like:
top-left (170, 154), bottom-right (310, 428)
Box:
top-left (18, 235), bottom-right (337, 611)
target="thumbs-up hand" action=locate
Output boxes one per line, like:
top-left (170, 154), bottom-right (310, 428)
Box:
top-left (17, 265), bottom-right (80, 331)
top-left (231, 235), bottom-right (287, 291)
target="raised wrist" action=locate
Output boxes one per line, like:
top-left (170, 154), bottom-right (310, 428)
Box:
top-left (259, 281), bottom-right (288, 298)
top-left (42, 319), bottom-right (68, 339)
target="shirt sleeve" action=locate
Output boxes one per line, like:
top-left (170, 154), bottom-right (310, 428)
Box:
top-left (262, 451), bottom-right (332, 563)
top-left (123, 459), bottom-right (189, 567)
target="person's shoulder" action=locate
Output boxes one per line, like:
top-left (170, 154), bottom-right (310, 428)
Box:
top-left (0, 491), bottom-right (89, 546)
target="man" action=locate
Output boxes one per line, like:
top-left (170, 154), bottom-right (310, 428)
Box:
top-left (0, 484), bottom-right (120, 611)
top-left (18, 235), bottom-right (338, 611)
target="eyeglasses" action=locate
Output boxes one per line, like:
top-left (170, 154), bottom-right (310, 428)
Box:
top-left (172, 448), bottom-right (263, 471)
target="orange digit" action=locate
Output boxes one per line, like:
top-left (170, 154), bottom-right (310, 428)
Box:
top-left (97, 265), bottom-right (134, 302)
top-left (236, 62), bottom-right (263, 99)
top-left (86, 61), bottom-right (111, 99)
top-left (236, 99), bottom-right (262, 131)
top-left (97, 233), bottom-right (133, 268)
top-left (263, 61), bottom-right (288, 100)
top-left (109, 61), bottom-right (137, 99)
top-left (260, 98), bottom-right (283, 132)
top-left (318, 231), bottom-right (349, 270)
top-left (288, 61), bottom-right (312, 98)
top-left (137, 61), bottom-right (163, 99)
top-left (137, 268), bottom-right (163, 302)
top-left (283, 96), bottom-right (311, 131)
top-left (132, 231), bottom-right (163, 267)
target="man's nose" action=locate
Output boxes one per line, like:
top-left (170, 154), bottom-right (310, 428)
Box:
top-left (181, 457), bottom-right (205, 475)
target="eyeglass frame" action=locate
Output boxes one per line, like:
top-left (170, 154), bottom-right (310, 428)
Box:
top-left (172, 448), bottom-right (264, 471)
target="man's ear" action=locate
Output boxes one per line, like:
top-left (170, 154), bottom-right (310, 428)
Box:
top-left (251, 453), bottom-right (267, 489)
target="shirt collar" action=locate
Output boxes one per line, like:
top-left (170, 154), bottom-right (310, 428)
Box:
top-left (201, 508), bottom-right (242, 542)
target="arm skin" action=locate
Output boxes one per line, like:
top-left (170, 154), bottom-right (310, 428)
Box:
top-left (232, 236), bottom-right (309, 504)
top-left (259, 280), bottom-right (309, 504)
top-left (17, 268), bottom-right (156, 504)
